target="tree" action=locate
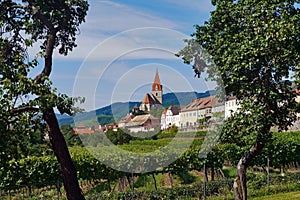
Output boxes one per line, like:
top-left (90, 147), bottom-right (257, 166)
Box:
top-left (0, 1), bottom-right (88, 199)
top-left (178, 1), bottom-right (300, 199)
top-left (105, 129), bottom-right (132, 145)
top-left (61, 124), bottom-right (83, 146)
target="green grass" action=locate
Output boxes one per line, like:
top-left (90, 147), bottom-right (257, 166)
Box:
top-left (223, 167), bottom-right (236, 179)
top-left (208, 191), bottom-right (300, 200)
top-left (118, 138), bottom-right (204, 153)
top-left (251, 191), bottom-right (300, 200)
top-left (133, 173), bottom-right (165, 190)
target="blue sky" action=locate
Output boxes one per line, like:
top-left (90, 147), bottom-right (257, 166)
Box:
top-left (43, 0), bottom-right (215, 111)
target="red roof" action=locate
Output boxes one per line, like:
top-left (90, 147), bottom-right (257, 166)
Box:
top-left (181, 96), bottom-right (217, 112)
top-left (142, 93), bottom-right (155, 104)
top-left (162, 109), bottom-right (167, 115)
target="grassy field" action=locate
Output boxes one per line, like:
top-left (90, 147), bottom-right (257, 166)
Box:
top-left (251, 191), bottom-right (300, 200)
top-left (208, 191), bottom-right (300, 200)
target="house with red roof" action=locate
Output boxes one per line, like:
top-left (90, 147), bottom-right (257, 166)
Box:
top-left (73, 123), bottom-right (94, 134)
top-left (179, 96), bottom-right (223, 128)
top-left (125, 114), bottom-right (160, 133)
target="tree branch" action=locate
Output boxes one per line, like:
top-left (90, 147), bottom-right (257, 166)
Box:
top-left (26, 0), bottom-right (56, 33)
top-left (10, 106), bottom-right (39, 115)
top-left (20, 1), bottom-right (57, 83)
top-left (34, 33), bottom-right (55, 83)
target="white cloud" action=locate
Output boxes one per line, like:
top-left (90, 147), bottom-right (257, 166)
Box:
top-left (56, 27), bottom-right (189, 63)
top-left (52, 0), bottom-right (216, 111)
top-left (87, 1), bottom-right (178, 32)
top-left (54, 1), bottom-right (182, 61)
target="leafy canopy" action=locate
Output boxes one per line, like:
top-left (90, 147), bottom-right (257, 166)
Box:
top-left (178, 0), bottom-right (300, 135)
top-left (0, 0), bottom-right (88, 167)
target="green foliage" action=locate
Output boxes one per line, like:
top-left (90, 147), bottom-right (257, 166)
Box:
top-left (1, 132), bottom-right (300, 195)
top-left (149, 107), bottom-right (164, 118)
top-left (167, 125), bottom-right (179, 134)
top-left (217, 131), bottom-right (300, 169)
top-left (87, 180), bottom-right (233, 200)
top-left (105, 129), bottom-right (132, 145)
top-left (0, 0), bottom-right (89, 179)
top-left (177, 170), bottom-right (198, 184)
top-left (178, 2), bottom-right (300, 197)
top-left (1, 1), bottom-right (89, 197)
top-left (1, 156), bottom-right (60, 188)
top-left (158, 131), bottom-right (207, 139)
top-left (178, 1), bottom-right (300, 129)
top-left (254, 132), bottom-right (300, 168)
top-left (60, 125), bottom-right (82, 146)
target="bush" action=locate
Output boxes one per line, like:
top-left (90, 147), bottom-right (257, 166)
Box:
top-left (87, 180), bottom-right (233, 200)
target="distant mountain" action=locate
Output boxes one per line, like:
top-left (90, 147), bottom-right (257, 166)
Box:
top-left (58, 102), bottom-right (140, 127)
top-left (162, 90), bottom-right (216, 107)
top-left (58, 90), bottom-right (216, 126)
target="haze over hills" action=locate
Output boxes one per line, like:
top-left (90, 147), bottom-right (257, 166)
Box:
top-left (58, 90), bottom-right (216, 126)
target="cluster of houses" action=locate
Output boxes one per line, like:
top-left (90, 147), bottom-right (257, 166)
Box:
top-left (73, 69), bottom-right (300, 134)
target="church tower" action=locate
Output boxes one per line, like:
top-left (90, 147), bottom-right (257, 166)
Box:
top-left (151, 69), bottom-right (163, 105)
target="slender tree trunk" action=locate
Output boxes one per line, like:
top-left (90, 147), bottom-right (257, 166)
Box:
top-left (233, 132), bottom-right (267, 200)
top-left (204, 166), bottom-right (208, 182)
top-left (168, 172), bottom-right (174, 188)
top-left (43, 108), bottom-right (85, 200)
top-left (211, 165), bottom-right (215, 181)
top-left (152, 173), bottom-right (158, 191)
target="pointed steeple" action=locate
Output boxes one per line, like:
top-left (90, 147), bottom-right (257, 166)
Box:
top-left (154, 68), bottom-right (161, 85)
top-left (152, 69), bottom-right (162, 91)
top-left (151, 69), bottom-right (163, 105)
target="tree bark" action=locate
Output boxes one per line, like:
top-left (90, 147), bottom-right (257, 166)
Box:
top-left (152, 173), bottom-right (158, 191)
top-left (204, 166), bottom-right (208, 182)
top-left (168, 172), bottom-right (174, 188)
top-left (233, 132), bottom-right (266, 200)
top-left (43, 108), bottom-right (85, 200)
top-left (211, 165), bottom-right (215, 181)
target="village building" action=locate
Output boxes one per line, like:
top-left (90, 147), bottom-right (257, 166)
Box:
top-left (211, 101), bottom-right (225, 123)
top-left (295, 90), bottom-right (300, 121)
top-left (73, 123), bottom-right (94, 134)
top-left (115, 69), bottom-right (163, 132)
top-left (179, 96), bottom-right (221, 128)
top-left (139, 69), bottom-right (163, 112)
top-left (224, 96), bottom-right (240, 119)
top-left (161, 105), bottom-right (181, 130)
top-left (118, 113), bottom-right (135, 128)
top-left (125, 114), bottom-right (160, 133)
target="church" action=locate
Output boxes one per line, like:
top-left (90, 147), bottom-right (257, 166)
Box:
top-left (117, 69), bottom-right (163, 133)
top-left (139, 69), bottom-right (163, 112)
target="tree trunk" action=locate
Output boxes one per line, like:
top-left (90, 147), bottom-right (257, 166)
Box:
top-left (168, 172), bottom-right (174, 188)
top-left (211, 165), bottom-right (215, 181)
top-left (152, 173), bottom-right (158, 191)
top-left (233, 133), bottom-right (267, 200)
top-left (204, 166), bottom-right (208, 182)
top-left (43, 108), bottom-right (85, 200)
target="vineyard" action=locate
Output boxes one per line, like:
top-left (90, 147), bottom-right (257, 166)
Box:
top-left (1, 131), bottom-right (300, 199)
